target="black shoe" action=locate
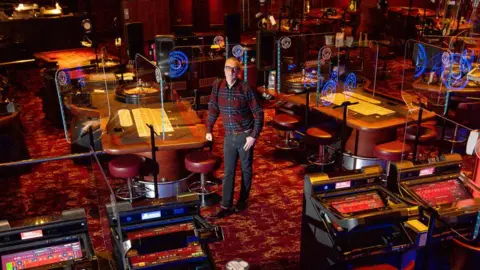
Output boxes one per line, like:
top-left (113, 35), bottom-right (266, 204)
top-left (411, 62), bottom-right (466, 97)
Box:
top-left (213, 207), bottom-right (234, 218)
top-left (235, 201), bottom-right (248, 212)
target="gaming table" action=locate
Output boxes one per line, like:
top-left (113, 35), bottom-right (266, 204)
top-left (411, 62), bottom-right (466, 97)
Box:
top-left (412, 78), bottom-right (480, 99)
top-left (34, 48), bottom-right (119, 72)
top-left (70, 92), bottom-right (207, 181)
top-left (261, 81), bottom-right (435, 157)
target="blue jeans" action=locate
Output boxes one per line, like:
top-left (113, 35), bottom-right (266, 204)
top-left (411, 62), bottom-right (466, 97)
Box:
top-left (222, 132), bottom-right (254, 208)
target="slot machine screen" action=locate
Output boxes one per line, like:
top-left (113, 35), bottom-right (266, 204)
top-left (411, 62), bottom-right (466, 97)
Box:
top-left (1, 241), bottom-right (83, 269)
top-left (329, 192), bottom-right (386, 214)
top-left (419, 167), bottom-right (435, 176)
top-left (410, 179), bottom-right (472, 206)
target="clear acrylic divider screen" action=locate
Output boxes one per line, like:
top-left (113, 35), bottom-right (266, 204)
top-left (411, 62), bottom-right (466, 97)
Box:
top-left (399, 40), bottom-right (479, 169)
top-left (169, 39), bottom-right (251, 106)
top-left (399, 103), bottom-right (477, 184)
top-left (401, 40), bottom-right (477, 116)
top-left (93, 53), bottom-right (169, 148)
top-left (274, 32), bottom-right (332, 95)
top-left (55, 63), bottom-right (106, 147)
top-left (52, 54), bottom-right (116, 267)
top-left (274, 33), bottom-right (379, 118)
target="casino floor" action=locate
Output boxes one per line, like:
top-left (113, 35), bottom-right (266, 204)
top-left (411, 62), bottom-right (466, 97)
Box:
top-left (1, 1), bottom-right (480, 269)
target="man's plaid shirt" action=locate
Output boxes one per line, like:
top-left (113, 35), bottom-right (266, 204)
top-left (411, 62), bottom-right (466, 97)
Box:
top-left (206, 79), bottom-right (264, 139)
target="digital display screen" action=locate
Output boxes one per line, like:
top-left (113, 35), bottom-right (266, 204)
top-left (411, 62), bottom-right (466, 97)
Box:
top-left (20, 230), bottom-right (43, 240)
top-left (329, 192), bottom-right (385, 214)
top-left (335, 181), bottom-right (351, 189)
top-left (1, 242), bottom-right (83, 269)
top-left (419, 167), bottom-right (435, 176)
top-left (141, 211), bottom-right (162, 220)
top-left (411, 179), bottom-right (472, 206)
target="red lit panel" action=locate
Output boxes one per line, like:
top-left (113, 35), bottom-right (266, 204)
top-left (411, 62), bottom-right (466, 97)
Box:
top-left (1, 242), bottom-right (83, 269)
top-left (411, 179), bottom-right (472, 206)
top-left (129, 245), bottom-right (205, 268)
top-left (126, 223), bottom-right (195, 241)
top-left (329, 192), bottom-right (385, 214)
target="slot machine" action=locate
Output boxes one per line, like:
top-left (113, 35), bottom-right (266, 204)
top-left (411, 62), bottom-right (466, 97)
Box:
top-left (388, 154), bottom-right (480, 268)
top-left (107, 193), bottom-right (223, 270)
top-left (301, 165), bottom-right (417, 269)
top-left (0, 209), bottom-right (98, 270)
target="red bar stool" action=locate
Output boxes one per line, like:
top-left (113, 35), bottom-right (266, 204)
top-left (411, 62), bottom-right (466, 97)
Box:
top-left (405, 124), bottom-right (437, 161)
top-left (374, 141), bottom-right (412, 176)
top-left (273, 113), bottom-right (301, 149)
top-left (305, 127), bottom-right (336, 166)
top-left (109, 154), bottom-right (146, 202)
top-left (185, 151), bottom-right (221, 207)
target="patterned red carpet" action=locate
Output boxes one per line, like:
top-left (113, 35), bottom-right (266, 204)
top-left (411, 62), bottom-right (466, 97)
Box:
top-left (0, 60), bottom-right (475, 269)
top-left (1, 69), bottom-right (305, 269)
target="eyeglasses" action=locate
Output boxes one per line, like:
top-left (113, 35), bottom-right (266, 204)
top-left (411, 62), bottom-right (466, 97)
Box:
top-left (224, 66), bottom-right (240, 73)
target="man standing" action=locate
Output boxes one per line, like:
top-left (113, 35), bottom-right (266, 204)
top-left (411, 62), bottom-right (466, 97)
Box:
top-left (206, 57), bottom-right (264, 218)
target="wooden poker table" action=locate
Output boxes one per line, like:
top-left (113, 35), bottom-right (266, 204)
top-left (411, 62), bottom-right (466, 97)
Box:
top-left (411, 77), bottom-right (480, 104)
top-left (70, 92), bottom-right (207, 181)
top-left (259, 80), bottom-right (435, 157)
top-left (388, 6), bottom-right (436, 17)
top-left (34, 48), bottom-right (119, 72)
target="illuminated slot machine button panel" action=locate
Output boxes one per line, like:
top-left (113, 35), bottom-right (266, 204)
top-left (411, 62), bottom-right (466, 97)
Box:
top-left (128, 245), bottom-right (206, 268)
top-left (126, 223), bottom-right (195, 241)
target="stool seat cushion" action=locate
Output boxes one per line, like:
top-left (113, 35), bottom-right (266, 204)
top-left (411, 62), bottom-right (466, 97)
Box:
top-left (185, 151), bottom-right (220, 174)
top-left (109, 154), bottom-right (144, 179)
top-left (305, 127), bottom-right (336, 145)
top-left (273, 114), bottom-right (300, 131)
top-left (405, 124), bottom-right (437, 143)
top-left (374, 141), bottom-right (411, 161)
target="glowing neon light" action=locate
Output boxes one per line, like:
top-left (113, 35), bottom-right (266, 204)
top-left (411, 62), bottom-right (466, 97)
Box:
top-left (414, 44), bottom-right (427, 78)
top-left (441, 55), bottom-right (472, 90)
top-left (344, 73), bottom-right (356, 96)
top-left (330, 66), bottom-right (338, 80)
top-left (169, 51), bottom-right (189, 78)
top-left (280, 37), bottom-right (292, 49)
top-left (78, 77), bottom-right (86, 88)
top-left (322, 47), bottom-right (332, 60)
top-left (321, 80), bottom-right (336, 106)
top-left (232, 45), bottom-right (244, 58)
top-left (442, 52), bottom-right (452, 66)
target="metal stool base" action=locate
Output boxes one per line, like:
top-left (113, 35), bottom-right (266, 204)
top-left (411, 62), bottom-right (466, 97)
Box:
top-left (276, 140), bottom-right (300, 150)
top-left (188, 174), bottom-right (220, 207)
top-left (307, 154), bottom-right (335, 166)
top-left (188, 181), bottom-right (219, 195)
top-left (115, 187), bottom-right (146, 201)
top-left (115, 178), bottom-right (147, 202)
